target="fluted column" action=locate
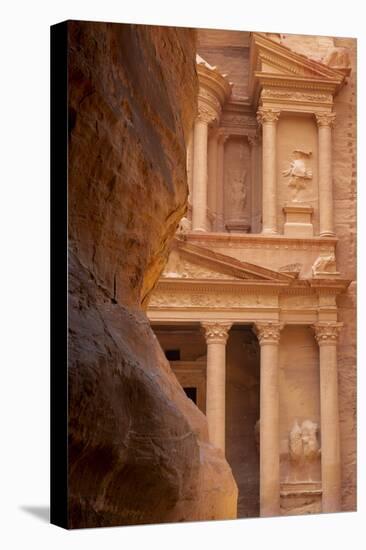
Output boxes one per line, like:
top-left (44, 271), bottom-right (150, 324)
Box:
top-left (207, 130), bottom-right (219, 230)
top-left (315, 113), bottom-right (336, 237)
top-left (313, 322), bottom-right (343, 512)
top-left (215, 134), bottom-right (228, 232)
top-left (202, 322), bottom-right (232, 452)
top-left (253, 321), bottom-right (283, 517)
top-left (248, 134), bottom-right (260, 234)
top-left (192, 114), bottom-right (210, 231)
top-left (257, 109), bottom-right (280, 234)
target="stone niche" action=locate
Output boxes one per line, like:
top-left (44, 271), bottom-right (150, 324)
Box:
top-left (279, 326), bottom-right (321, 514)
top-left (277, 114), bottom-right (319, 236)
top-left (224, 136), bottom-right (251, 233)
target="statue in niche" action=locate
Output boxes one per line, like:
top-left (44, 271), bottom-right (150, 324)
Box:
top-left (288, 419), bottom-right (320, 481)
top-left (282, 149), bottom-right (313, 201)
top-left (228, 168), bottom-right (247, 217)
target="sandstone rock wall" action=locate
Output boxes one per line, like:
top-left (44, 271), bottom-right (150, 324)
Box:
top-left (68, 21), bottom-right (237, 528)
top-left (332, 37), bottom-right (357, 512)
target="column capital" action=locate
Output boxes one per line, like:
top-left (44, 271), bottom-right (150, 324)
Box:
top-left (257, 108), bottom-right (281, 125)
top-left (312, 322), bottom-right (343, 345)
top-left (197, 104), bottom-right (217, 124)
top-left (253, 321), bottom-right (284, 345)
top-left (315, 112), bottom-right (336, 128)
top-left (202, 322), bottom-right (232, 344)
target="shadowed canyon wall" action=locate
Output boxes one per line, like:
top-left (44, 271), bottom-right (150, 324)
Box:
top-left (67, 21), bottom-right (238, 528)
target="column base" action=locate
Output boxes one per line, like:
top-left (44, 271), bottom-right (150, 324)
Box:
top-left (262, 228), bottom-right (278, 235)
top-left (319, 231), bottom-right (336, 237)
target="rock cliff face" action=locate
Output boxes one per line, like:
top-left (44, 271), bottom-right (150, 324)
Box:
top-left (67, 21), bottom-right (238, 528)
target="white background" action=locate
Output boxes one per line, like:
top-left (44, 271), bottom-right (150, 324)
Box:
top-left (0, 0), bottom-right (364, 548)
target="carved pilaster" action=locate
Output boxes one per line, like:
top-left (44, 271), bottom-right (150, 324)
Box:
top-left (315, 112), bottom-right (336, 128)
top-left (257, 108), bottom-right (281, 125)
top-left (253, 321), bottom-right (284, 345)
top-left (202, 322), bottom-right (232, 344)
top-left (312, 322), bottom-right (343, 346)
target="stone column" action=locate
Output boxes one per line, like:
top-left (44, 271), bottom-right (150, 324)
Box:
top-left (248, 134), bottom-right (260, 233)
top-left (186, 127), bottom-right (194, 222)
top-left (253, 321), bottom-right (283, 517)
top-left (313, 322), bottom-right (343, 512)
top-left (202, 322), bottom-right (232, 452)
top-left (315, 113), bottom-right (336, 237)
top-left (192, 114), bottom-right (210, 231)
top-left (207, 130), bottom-right (219, 230)
top-left (215, 134), bottom-right (228, 232)
top-left (257, 109), bottom-right (280, 234)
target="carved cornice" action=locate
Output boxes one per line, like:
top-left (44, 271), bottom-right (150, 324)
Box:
top-left (202, 322), bottom-right (232, 344)
top-left (312, 322), bottom-right (343, 345)
top-left (315, 112), bottom-right (336, 128)
top-left (253, 321), bottom-right (284, 345)
top-left (256, 107), bottom-right (280, 125)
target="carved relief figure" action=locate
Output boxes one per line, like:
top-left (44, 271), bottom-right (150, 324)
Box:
top-left (312, 254), bottom-right (337, 276)
top-left (228, 168), bottom-right (248, 217)
top-left (301, 420), bottom-right (320, 462)
top-left (288, 419), bottom-right (321, 481)
top-left (282, 149), bottom-right (312, 201)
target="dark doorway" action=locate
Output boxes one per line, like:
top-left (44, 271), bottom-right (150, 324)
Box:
top-left (183, 387), bottom-right (197, 405)
top-left (165, 349), bottom-right (180, 360)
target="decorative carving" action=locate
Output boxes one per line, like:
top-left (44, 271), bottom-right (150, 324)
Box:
top-left (202, 322), bottom-right (232, 343)
top-left (221, 114), bottom-right (258, 128)
top-left (197, 103), bottom-right (217, 124)
top-left (279, 263), bottom-right (302, 274)
top-left (282, 149), bottom-right (313, 200)
top-left (315, 112), bottom-right (336, 128)
top-left (149, 290), bottom-right (276, 309)
top-left (256, 108), bottom-right (280, 125)
top-left (261, 89), bottom-right (333, 103)
top-left (311, 254), bottom-right (336, 276)
top-left (253, 321), bottom-right (284, 344)
top-left (312, 322), bottom-right (343, 345)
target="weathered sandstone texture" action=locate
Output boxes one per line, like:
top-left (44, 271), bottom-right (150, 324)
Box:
top-left (67, 21), bottom-right (238, 528)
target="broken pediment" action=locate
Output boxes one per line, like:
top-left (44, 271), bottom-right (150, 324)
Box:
top-left (249, 33), bottom-right (346, 105)
top-left (162, 240), bottom-right (295, 282)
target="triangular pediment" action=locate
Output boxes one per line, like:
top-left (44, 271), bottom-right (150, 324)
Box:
top-left (161, 240), bottom-right (295, 282)
top-left (249, 33), bottom-right (345, 101)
